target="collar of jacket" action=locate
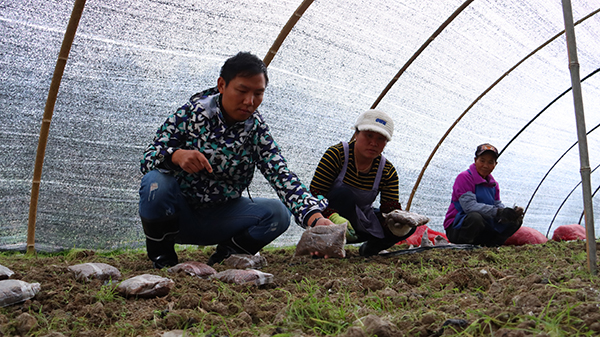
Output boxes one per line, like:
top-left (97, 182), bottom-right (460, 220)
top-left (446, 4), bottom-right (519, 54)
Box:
top-left (468, 163), bottom-right (497, 187)
top-left (191, 87), bottom-right (262, 133)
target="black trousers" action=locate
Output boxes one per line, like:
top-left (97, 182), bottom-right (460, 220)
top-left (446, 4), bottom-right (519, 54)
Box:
top-left (446, 212), bottom-right (521, 246)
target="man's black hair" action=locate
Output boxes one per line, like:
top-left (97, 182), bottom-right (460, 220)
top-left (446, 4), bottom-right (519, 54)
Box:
top-left (220, 52), bottom-right (269, 86)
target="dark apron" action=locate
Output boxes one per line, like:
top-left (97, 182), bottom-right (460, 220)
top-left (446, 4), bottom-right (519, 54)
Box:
top-left (331, 141), bottom-right (386, 239)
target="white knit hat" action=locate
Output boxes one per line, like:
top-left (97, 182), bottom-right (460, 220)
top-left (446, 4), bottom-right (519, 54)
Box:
top-left (354, 109), bottom-right (394, 141)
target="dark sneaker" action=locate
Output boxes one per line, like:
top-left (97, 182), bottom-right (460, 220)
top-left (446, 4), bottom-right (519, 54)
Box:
top-left (207, 244), bottom-right (237, 266)
top-left (358, 241), bottom-right (385, 257)
top-left (358, 242), bottom-right (373, 257)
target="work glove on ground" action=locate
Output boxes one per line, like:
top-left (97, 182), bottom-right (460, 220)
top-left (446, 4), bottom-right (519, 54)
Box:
top-left (329, 213), bottom-right (357, 241)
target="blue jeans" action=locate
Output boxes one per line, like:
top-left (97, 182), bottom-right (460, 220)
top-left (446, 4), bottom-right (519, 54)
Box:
top-left (139, 170), bottom-right (291, 245)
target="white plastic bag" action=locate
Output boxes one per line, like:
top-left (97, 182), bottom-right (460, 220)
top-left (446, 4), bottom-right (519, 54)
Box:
top-left (224, 254), bottom-right (267, 269)
top-left (295, 223), bottom-right (346, 258)
top-left (68, 262), bottom-right (121, 282)
top-left (383, 209), bottom-right (429, 228)
top-left (0, 264), bottom-right (14, 280)
top-left (0, 280), bottom-right (41, 307)
top-left (117, 274), bottom-right (174, 298)
top-left (212, 269), bottom-right (274, 286)
top-left (167, 261), bottom-right (216, 278)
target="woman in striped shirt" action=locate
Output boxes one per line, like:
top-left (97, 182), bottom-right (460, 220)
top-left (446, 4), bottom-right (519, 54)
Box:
top-left (310, 110), bottom-right (416, 256)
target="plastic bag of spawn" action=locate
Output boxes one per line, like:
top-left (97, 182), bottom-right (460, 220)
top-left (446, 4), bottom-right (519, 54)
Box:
top-left (295, 223), bottom-right (346, 258)
top-left (383, 209), bottom-right (429, 228)
top-left (0, 280), bottom-right (41, 307)
top-left (224, 254), bottom-right (267, 269)
top-left (68, 262), bottom-right (121, 282)
top-left (167, 261), bottom-right (217, 278)
top-left (0, 264), bottom-right (14, 280)
top-left (117, 274), bottom-right (174, 298)
top-left (212, 269), bottom-right (274, 286)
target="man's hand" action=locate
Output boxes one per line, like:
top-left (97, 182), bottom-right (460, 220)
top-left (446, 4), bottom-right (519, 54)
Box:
top-left (307, 213), bottom-right (334, 228)
top-left (306, 213), bottom-right (335, 258)
top-left (171, 149), bottom-right (213, 174)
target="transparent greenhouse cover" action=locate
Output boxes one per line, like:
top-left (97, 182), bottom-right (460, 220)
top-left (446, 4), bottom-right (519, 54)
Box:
top-left (1, 0), bottom-right (599, 251)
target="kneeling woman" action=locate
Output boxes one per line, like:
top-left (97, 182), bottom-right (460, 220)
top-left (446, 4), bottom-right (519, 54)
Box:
top-left (310, 109), bottom-right (416, 256)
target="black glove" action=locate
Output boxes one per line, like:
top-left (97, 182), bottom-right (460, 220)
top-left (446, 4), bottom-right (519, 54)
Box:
top-left (514, 206), bottom-right (524, 218)
top-left (496, 207), bottom-right (520, 223)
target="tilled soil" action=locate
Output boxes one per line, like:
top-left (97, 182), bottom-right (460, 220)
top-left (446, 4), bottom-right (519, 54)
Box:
top-left (1, 240), bottom-right (599, 336)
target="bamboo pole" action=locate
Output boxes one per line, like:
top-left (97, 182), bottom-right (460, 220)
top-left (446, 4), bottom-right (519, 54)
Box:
top-left (561, 0), bottom-right (596, 275)
top-left (27, 0), bottom-right (87, 254)
top-left (370, 0), bottom-right (474, 109)
top-left (405, 8), bottom-right (600, 211)
top-left (263, 0), bottom-right (314, 67)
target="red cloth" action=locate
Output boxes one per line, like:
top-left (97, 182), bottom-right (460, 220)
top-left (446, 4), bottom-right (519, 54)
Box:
top-left (551, 224), bottom-right (586, 242)
top-left (397, 225), bottom-right (448, 246)
top-left (504, 226), bottom-right (547, 246)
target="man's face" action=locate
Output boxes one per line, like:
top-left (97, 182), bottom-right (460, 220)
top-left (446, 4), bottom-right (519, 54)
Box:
top-left (217, 73), bottom-right (266, 125)
top-left (474, 152), bottom-right (497, 178)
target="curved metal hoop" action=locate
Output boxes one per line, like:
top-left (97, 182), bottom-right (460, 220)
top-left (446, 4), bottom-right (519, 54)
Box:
top-left (547, 163), bottom-right (600, 237)
top-left (525, 122), bottom-right (600, 216)
top-left (499, 67), bottom-right (600, 157)
top-left (579, 184), bottom-right (600, 225)
top-left (405, 8), bottom-right (600, 211)
top-left (504, 67), bottom-right (600, 220)
top-left (370, 0), bottom-right (474, 109)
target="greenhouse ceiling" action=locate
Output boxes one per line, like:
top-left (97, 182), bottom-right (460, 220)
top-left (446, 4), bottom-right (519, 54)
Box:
top-left (1, 0), bottom-right (599, 250)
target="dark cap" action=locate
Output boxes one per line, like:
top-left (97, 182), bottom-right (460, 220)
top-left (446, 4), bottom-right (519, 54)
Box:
top-left (475, 143), bottom-right (498, 158)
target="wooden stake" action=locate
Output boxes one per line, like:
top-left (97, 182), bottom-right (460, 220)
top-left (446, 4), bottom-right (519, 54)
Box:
top-left (263, 0), bottom-right (314, 67)
top-left (561, 0), bottom-right (596, 275)
top-left (370, 0), bottom-right (474, 109)
top-left (27, 0), bottom-right (87, 254)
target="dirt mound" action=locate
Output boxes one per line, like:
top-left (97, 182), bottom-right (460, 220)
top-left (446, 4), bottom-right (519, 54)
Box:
top-left (0, 241), bottom-right (599, 336)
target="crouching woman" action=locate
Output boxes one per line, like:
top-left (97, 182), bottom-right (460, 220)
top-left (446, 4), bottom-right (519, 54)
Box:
top-left (309, 109), bottom-right (416, 256)
top-left (443, 143), bottom-right (523, 246)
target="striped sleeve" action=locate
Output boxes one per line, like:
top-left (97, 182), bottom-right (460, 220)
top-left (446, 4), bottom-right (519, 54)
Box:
top-left (379, 161), bottom-right (402, 213)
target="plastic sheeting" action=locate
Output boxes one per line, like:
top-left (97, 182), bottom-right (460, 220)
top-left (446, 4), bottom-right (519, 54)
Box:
top-left (1, 0), bottom-right (599, 250)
